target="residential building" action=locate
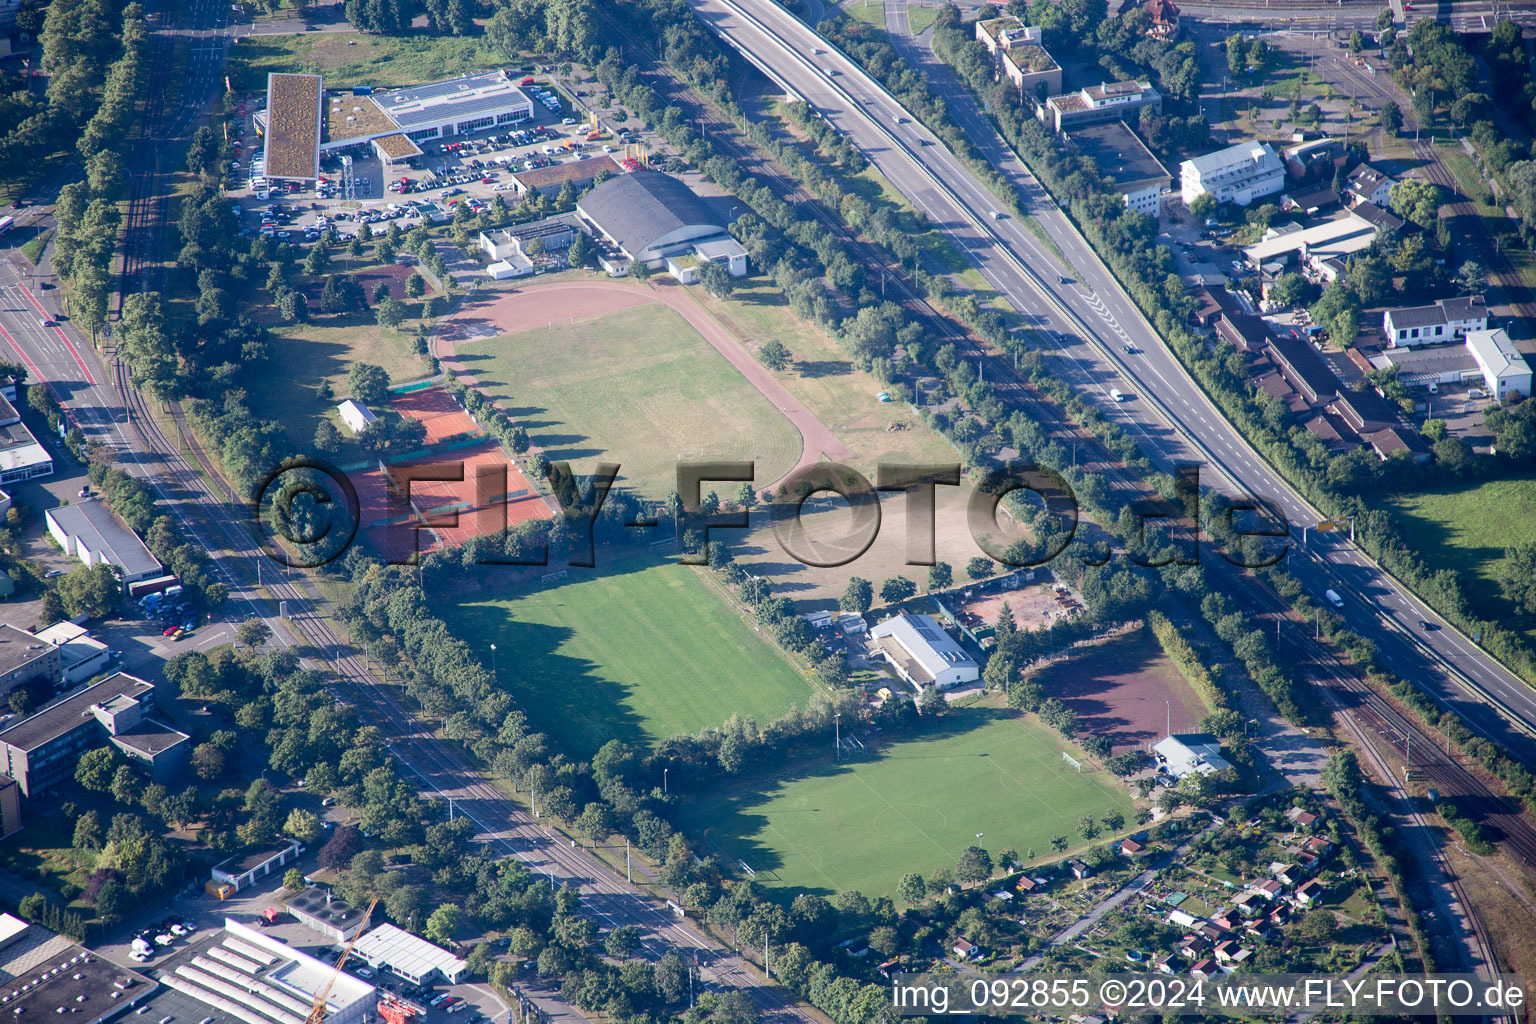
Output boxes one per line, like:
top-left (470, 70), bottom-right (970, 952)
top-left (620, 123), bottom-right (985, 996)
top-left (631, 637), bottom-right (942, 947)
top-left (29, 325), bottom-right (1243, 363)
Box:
top-left (0, 393), bottom-right (51, 484)
top-left (1293, 879), bottom-right (1326, 905)
top-left (337, 399), bottom-right (377, 435)
top-left (1063, 121), bottom-right (1171, 215)
top-left (577, 171), bottom-right (748, 276)
top-left (508, 155), bottom-right (624, 198)
top-left (44, 500), bottom-right (163, 585)
top-left (1282, 137), bottom-right (1347, 179)
top-left (1281, 185), bottom-right (1340, 216)
top-left (869, 613), bottom-right (980, 691)
top-left (975, 18), bottom-right (1061, 95)
top-left (158, 918), bottom-right (377, 1024)
top-left (350, 922), bottom-right (468, 985)
top-left (1181, 141), bottom-right (1284, 208)
top-left (1154, 733), bottom-right (1232, 779)
top-left (953, 937), bottom-right (977, 959)
top-left (1344, 163), bottom-right (1394, 207)
top-left (1144, 0), bottom-right (1180, 39)
top-left (32, 622), bottom-right (110, 684)
top-left (210, 839), bottom-right (304, 893)
top-left (1381, 296), bottom-right (1488, 348)
top-left (1038, 79), bottom-right (1161, 133)
top-left (0, 624), bottom-right (62, 696)
top-left (0, 777), bottom-right (16, 838)
top-left (0, 673), bottom-right (185, 796)
top-left (1466, 328), bottom-right (1532, 401)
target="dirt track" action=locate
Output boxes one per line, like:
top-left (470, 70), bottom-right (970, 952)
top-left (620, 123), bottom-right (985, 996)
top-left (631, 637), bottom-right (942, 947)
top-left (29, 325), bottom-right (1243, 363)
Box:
top-left (433, 276), bottom-right (852, 488)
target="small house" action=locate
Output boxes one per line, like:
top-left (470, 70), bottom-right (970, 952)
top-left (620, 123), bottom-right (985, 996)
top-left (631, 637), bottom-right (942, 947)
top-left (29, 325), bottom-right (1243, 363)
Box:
top-left (1068, 859), bottom-right (1093, 879)
top-left (1190, 959), bottom-right (1217, 978)
top-left (1294, 879), bottom-right (1326, 905)
top-left (337, 399), bottom-right (377, 436)
top-left (1285, 807), bottom-right (1319, 830)
top-left (953, 937), bottom-right (977, 959)
top-left (1015, 876), bottom-right (1039, 893)
top-left (1270, 862), bottom-right (1300, 885)
top-left (1232, 892), bottom-right (1262, 917)
top-left (1249, 879), bottom-right (1284, 900)
top-left (1119, 838), bottom-right (1145, 858)
top-left (1304, 835), bottom-right (1333, 857)
top-left (1213, 940), bottom-right (1238, 962)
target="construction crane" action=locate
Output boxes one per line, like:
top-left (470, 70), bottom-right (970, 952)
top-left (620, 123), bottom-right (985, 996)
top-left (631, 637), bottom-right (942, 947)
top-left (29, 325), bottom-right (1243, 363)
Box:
top-left (304, 896), bottom-right (379, 1024)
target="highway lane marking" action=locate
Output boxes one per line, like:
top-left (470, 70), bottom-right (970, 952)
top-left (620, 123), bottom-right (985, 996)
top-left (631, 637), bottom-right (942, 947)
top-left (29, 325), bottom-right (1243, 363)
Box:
top-left (17, 285), bottom-right (97, 385)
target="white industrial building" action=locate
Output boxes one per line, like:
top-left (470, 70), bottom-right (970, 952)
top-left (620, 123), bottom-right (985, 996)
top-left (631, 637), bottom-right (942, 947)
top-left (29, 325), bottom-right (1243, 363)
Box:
top-left (209, 839), bottom-right (304, 893)
top-left (337, 399), bottom-right (377, 435)
top-left (33, 621), bottom-right (110, 684)
top-left (1155, 734), bottom-right (1232, 779)
top-left (869, 612), bottom-right (979, 691)
top-left (0, 394), bottom-right (51, 485)
top-left (1181, 140), bottom-right (1284, 208)
top-left (1465, 328), bottom-right (1532, 401)
top-left (350, 922), bottom-right (468, 986)
top-left (576, 171), bottom-right (748, 276)
top-left (44, 500), bottom-right (163, 586)
top-left (1241, 211), bottom-right (1378, 273)
top-left (1381, 296), bottom-right (1487, 347)
top-left (1038, 79), bottom-right (1161, 133)
top-left (370, 70), bottom-right (534, 142)
top-left (159, 918), bottom-right (376, 1024)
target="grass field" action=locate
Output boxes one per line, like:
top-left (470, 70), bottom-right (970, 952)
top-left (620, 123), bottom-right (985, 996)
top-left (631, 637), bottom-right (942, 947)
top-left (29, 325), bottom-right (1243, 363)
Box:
top-left (228, 31), bottom-right (511, 93)
top-left (841, 0), bottom-right (886, 26)
top-left (452, 558), bottom-right (814, 758)
top-left (1391, 477), bottom-right (1536, 601)
top-left (680, 703), bottom-right (1134, 896)
top-left (1439, 148), bottom-right (1494, 205)
top-left (456, 302), bottom-right (801, 499)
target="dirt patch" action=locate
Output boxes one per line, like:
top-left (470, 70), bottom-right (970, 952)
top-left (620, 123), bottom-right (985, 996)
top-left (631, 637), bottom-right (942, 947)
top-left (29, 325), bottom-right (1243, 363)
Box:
top-left (297, 264), bottom-right (418, 305)
top-left (946, 575), bottom-right (1084, 635)
top-left (1032, 627), bottom-right (1209, 754)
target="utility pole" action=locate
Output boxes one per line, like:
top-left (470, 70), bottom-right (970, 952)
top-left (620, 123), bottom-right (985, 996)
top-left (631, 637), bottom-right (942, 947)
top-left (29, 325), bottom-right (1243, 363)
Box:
top-left (835, 711), bottom-right (841, 760)
top-left (626, 839), bottom-right (631, 883)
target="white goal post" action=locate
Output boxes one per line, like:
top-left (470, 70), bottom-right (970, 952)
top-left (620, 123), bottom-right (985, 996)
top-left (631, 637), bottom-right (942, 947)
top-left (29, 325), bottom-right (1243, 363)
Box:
top-left (1062, 751), bottom-right (1082, 773)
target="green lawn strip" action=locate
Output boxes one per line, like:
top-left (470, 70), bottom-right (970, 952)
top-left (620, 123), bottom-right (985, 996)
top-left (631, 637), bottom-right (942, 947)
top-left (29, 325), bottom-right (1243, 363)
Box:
top-left (228, 31), bottom-right (512, 93)
top-left (841, 0), bottom-right (886, 27)
top-left (454, 301), bottom-right (800, 500)
top-left (678, 702), bottom-right (1133, 896)
top-left (1439, 149), bottom-right (1493, 205)
top-left (21, 230), bottom-right (52, 266)
top-left (451, 554), bottom-right (815, 760)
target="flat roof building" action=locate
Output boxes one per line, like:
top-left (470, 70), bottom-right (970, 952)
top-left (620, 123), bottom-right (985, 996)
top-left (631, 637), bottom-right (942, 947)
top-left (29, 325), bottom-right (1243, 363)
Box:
top-left (1382, 295), bottom-right (1487, 348)
top-left (158, 918), bottom-right (376, 1024)
top-left (0, 912), bottom-right (154, 1023)
top-left (373, 70), bottom-right (534, 143)
top-left (1155, 733), bottom-right (1232, 778)
top-left (1039, 79), bottom-right (1160, 133)
top-left (0, 623), bottom-right (62, 695)
top-left (45, 500), bottom-right (163, 585)
top-left (210, 839), bottom-right (304, 894)
top-left (1181, 140), bottom-right (1284, 208)
top-left (870, 612), bottom-right (979, 691)
top-left (350, 922), bottom-right (468, 986)
top-left (1241, 211), bottom-right (1377, 270)
top-left (1063, 120), bottom-right (1170, 216)
top-left (263, 73), bottom-right (323, 182)
top-left (0, 393), bottom-right (52, 484)
top-left (976, 18), bottom-right (1061, 95)
top-left (577, 171), bottom-right (748, 276)
top-left (1466, 328), bottom-right (1532, 402)
top-left (0, 673), bottom-right (185, 796)
top-left (1266, 333), bottom-right (1342, 406)
top-left (287, 887), bottom-right (367, 943)
top-left (32, 621), bottom-right (110, 685)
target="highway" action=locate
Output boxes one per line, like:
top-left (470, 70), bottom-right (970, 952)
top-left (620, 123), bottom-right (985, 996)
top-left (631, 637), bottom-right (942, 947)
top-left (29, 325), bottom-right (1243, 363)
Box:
top-left (686, 0), bottom-right (1536, 770)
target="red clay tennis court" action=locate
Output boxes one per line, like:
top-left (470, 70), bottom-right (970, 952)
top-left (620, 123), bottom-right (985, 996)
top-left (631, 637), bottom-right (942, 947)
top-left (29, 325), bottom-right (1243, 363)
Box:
top-left (356, 443), bottom-right (554, 562)
top-left (390, 386), bottom-right (479, 444)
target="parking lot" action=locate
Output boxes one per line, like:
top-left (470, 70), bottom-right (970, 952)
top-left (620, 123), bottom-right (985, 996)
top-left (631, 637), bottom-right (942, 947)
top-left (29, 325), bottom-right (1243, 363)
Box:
top-left (230, 77), bottom-right (659, 248)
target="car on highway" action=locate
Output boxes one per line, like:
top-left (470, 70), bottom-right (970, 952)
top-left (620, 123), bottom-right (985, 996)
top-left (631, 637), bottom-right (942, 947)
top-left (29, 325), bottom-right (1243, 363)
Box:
top-left (37, 317), bottom-right (51, 328)
top-left (1123, 345), bottom-right (1138, 354)
top-left (989, 210), bottom-right (1004, 220)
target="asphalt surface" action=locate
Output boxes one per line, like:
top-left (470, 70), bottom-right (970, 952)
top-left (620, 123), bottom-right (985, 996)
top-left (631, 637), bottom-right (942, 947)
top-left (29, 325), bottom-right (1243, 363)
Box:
top-left (686, 0), bottom-right (1536, 777)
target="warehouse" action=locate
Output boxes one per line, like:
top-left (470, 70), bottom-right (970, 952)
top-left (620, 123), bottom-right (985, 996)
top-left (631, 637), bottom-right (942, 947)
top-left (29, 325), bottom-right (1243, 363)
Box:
top-left (577, 171), bottom-right (748, 276)
top-left (869, 613), bottom-right (979, 691)
top-left (45, 500), bottom-right (163, 585)
top-left (509, 154), bottom-right (624, 197)
top-left (262, 73), bottom-right (323, 182)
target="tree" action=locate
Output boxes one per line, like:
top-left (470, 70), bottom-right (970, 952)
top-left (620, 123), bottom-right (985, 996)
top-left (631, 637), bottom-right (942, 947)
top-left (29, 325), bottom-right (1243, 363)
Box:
top-left (840, 577), bottom-right (873, 613)
top-left (94, 878), bottom-right (127, 924)
top-left (1498, 543), bottom-right (1536, 616)
top-left (1226, 33), bottom-right (1247, 77)
top-left (405, 272), bottom-right (426, 298)
top-left (1381, 100), bottom-right (1403, 135)
top-left (278, 289), bottom-right (308, 323)
top-left (236, 617), bottom-right (272, 650)
top-left (319, 824), bottom-right (365, 870)
top-left (1050, 835), bottom-right (1069, 853)
top-left (567, 232), bottom-right (591, 267)
top-left (283, 868), bottom-right (307, 891)
top-left (954, 846), bottom-right (993, 886)
top-left (375, 297), bottom-right (406, 328)
top-left (314, 419), bottom-right (342, 455)
top-left (759, 339), bottom-right (791, 371)
top-left (699, 260), bottom-right (734, 299)
top-left (73, 810), bottom-right (103, 852)
top-left (897, 872), bottom-right (927, 904)
top-left (967, 556), bottom-right (995, 581)
top-left (424, 903), bottom-right (461, 945)
top-left (1102, 810), bottom-right (1125, 832)
top-left (191, 742), bottom-right (225, 780)
top-left (1189, 191), bottom-right (1218, 220)
top-left (284, 808), bottom-right (324, 844)
top-left (880, 576), bottom-right (916, 604)
top-left (576, 802), bottom-right (614, 844)
top-left (347, 363), bottom-right (390, 405)
top-left (1270, 272), bottom-right (1313, 308)
top-left (1301, 907), bottom-right (1337, 941)
top-left (55, 563), bottom-right (121, 619)
top-left (76, 748), bottom-right (120, 792)
top-left (1349, 29), bottom-right (1365, 54)
top-left (1390, 178), bottom-right (1442, 230)
top-left (927, 561), bottom-right (953, 592)
top-left (605, 924), bottom-right (641, 960)
top-left (110, 765), bottom-right (140, 805)
top-left (1455, 260), bottom-right (1488, 295)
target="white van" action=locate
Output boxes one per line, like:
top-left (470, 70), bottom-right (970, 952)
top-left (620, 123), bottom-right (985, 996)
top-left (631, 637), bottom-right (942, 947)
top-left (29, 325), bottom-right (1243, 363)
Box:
top-left (1110, 388), bottom-right (1126, 402)
top-left (1324, 589), bottom-right (1344, 609)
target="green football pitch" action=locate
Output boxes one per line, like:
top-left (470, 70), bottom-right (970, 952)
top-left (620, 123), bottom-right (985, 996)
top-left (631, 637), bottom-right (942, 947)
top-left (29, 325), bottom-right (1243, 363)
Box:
top-left (679, 706), bottom-right (1134, 897)
top-left (453, 558), bottom-right (815, 759)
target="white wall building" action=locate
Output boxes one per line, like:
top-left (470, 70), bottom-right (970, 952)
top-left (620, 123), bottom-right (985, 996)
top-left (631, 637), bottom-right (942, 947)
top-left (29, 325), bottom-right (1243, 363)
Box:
top-left (1345, 164), bottom-right (1395, 208)
top-left (869, 613), bottom-right (979, 691)
top-left (1181, 141), bottom-right (1284, 208)
top-left (1466, 328), bottom-right (1532, 401)
top-left (350, 922), bottom-right (468, 986)
top-left (1038, 80), bottom-right (1161, 133)
top-left (1381, 296), bottom-right (1487, 348)
top-left (45, 501), bottom-right (163, 585)
top-left (577, 171), bottom-right (748, 275)
top-left (1154, 734), bottom-right (1232, 779)
top-left (337, 399), bottom-right (377, 435)
top-left (371, 71), bottom-right (534, 143)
